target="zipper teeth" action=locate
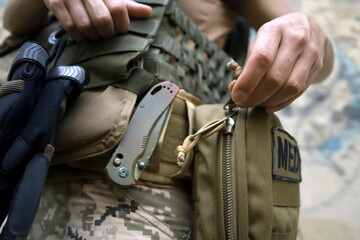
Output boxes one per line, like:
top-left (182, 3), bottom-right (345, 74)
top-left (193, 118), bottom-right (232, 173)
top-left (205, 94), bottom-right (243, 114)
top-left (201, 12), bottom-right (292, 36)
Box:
top-left (223, 133), bottom-right (234, 240)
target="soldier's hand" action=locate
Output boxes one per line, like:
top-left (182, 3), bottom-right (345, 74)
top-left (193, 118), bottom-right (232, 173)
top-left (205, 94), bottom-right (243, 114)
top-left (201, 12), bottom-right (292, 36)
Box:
top-left (229, 13), bottom-right (330, 112)
top-left (44, 0), bottom-right (152, 41)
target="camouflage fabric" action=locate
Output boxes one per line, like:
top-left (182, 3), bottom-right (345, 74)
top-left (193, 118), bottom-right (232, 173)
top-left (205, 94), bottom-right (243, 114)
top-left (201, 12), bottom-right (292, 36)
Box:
top-left (27, 179), bottom-right (191, 240)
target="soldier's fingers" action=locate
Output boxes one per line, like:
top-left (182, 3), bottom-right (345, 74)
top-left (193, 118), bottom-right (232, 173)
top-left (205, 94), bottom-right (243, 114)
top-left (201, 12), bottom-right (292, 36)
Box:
top-left (231, 23), bottom-right (281, 105)
top-left (239, 30), bottom-right (304, 107)
top-left (44, 0), bottom-right (84, 41)
top-left (261, 51), bottom-right (316, 111)
top-left (103, 0), bottom-right (130, 33)
top-left (83, 0), bottom-right (116, 38)
top-left (64, 0), bottom-right (100, 40)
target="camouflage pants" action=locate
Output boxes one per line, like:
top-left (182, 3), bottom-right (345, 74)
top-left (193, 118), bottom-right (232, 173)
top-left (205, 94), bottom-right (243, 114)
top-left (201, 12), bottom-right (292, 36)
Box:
top-left (27, 179), bottom-right (191, 240)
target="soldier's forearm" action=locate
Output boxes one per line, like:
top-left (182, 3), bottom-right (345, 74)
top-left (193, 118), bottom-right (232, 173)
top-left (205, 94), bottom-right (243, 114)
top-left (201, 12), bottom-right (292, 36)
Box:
top-left (3, 0), bottom-right (48, 34)
top-left (229, 0), bottom-right (292, 30)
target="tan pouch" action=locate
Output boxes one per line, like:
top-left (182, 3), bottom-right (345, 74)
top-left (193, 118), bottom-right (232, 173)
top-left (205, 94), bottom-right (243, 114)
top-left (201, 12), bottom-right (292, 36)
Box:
top-left (52, 86), bottom-right (137, 167)
top-left (139, 89), bottom-right (203, 185)
top-left (52, 88), bottom-right (203, 186)
top-left (192, 106), bottom-right (301, 240)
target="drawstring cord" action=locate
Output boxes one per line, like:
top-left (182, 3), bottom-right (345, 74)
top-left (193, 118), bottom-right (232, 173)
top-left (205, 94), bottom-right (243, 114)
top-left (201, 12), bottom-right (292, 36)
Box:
top-left (175, 118), bottom-right (228, 166)
top-left (224, 59), bottom-right (243, 110)
top-left (227, 59), bottom-right (243, 79)
top-left (175, 59), bottom-right (242, 167)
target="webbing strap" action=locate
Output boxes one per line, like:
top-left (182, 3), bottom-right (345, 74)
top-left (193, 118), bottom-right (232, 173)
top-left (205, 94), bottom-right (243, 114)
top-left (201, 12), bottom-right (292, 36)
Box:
top-left (147, 0), bottom-right (233, 103)
top-left (114, 68), bottom-right (158, 97)
top-left (143, 48), bottom-right (193, 89)
top-left (57, 34), bottom-right (150, 64)
top-left (129, 19), bottom-right (161, 37)
top-left (273, 179), bottom-right (300, 207)
top-left (152, 31), bottom-right (182, 59)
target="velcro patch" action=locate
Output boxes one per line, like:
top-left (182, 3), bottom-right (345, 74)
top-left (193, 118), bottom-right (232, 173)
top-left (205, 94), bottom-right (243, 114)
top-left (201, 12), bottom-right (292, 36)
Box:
top-left (272, 127), bottom-right (301, 183)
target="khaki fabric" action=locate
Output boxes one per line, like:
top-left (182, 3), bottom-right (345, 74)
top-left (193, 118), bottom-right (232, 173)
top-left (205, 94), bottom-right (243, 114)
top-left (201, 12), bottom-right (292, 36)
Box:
top-left (140, 90), bottom-right (203, 185)
top-left (52, 86), bottom-right (137, 165)
top-left (192, 106), bottom-right (300, 240)
top-left (49, 89), bottom-right (203, 186)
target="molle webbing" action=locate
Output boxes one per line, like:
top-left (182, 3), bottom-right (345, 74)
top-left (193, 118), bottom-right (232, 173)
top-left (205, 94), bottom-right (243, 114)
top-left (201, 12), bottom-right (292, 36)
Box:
top-left (56, 0), bottom-right (234, 104)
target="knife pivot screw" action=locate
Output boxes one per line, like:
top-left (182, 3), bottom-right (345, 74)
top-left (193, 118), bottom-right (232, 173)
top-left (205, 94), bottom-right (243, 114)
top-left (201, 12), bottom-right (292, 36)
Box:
top-left (113, 157), bottom-right (121, 167)
top-left (119, 167), bottom-right (129, 178)
top-left (138, 161), bottom-right (146, 170)
top-left (113, 154), bottom-right (123, 167)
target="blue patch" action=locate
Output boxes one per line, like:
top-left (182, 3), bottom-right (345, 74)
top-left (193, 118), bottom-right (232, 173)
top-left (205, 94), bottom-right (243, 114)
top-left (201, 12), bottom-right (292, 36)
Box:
top-left (272, 127), bottom-right (301, 183)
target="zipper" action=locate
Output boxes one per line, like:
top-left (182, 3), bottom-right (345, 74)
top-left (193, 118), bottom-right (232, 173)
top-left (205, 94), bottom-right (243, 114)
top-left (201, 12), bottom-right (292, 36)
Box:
top-left (223, 116), bottom-right (235, 240)
top-left (174, 104), bottom-right (238, 239)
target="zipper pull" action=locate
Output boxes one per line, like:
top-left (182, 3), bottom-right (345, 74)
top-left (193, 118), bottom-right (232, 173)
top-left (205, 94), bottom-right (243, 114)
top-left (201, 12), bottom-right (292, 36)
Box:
top-left (224, 116), bottom-right (235, 134)
top-left (223, 103), bottom-right (237, 134)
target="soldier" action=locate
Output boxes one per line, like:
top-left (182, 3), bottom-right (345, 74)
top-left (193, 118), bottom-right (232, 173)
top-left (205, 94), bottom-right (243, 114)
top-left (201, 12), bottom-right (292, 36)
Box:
top-left (1, 0), bottom-right (334, 239)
